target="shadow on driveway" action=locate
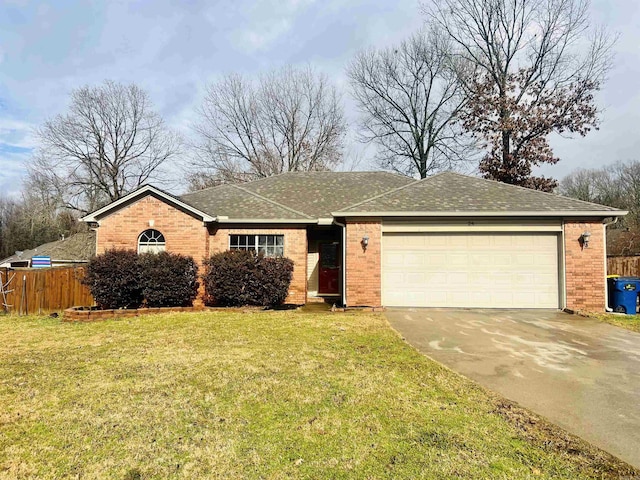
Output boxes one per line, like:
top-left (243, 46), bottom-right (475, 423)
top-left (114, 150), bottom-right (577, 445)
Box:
top-left (385, 308), bottom-right (640, 469)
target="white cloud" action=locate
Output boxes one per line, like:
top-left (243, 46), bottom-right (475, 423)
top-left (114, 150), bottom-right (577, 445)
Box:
top-left (0, 0), bottom-right (637, 194)
top-left (0, 118), bottom-right (35, 149)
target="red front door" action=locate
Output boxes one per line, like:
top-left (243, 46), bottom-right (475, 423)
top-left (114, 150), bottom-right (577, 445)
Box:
top-left (318, 243), bottom-right (340, 295)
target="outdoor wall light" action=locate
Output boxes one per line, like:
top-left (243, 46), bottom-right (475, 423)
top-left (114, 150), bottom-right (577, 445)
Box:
top-left (149, 219), bottom-right (155, 227)
top-left (581, 231), bottom-right (591, 248)
top-left (361, 235), bottom-right (369, 249)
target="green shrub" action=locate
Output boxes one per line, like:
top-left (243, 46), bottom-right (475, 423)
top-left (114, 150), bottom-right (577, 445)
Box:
top-left (83, 249), bottom-right (143, 309)
top-left (139, 252), bottom-right (200, 307)
top-left (203, 250), bottom-right (294, 307)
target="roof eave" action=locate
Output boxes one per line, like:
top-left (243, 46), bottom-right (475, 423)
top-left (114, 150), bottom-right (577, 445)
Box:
top-left (215, 218), bottom-right (317, 224)
top-left (331, 210), bottom-right (628, 218)
top-left (80, 185), bottom-right (216, 223)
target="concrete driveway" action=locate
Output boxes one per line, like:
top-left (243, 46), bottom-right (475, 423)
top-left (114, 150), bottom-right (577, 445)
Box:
top-left (385, 308), bottom-right (640, 468)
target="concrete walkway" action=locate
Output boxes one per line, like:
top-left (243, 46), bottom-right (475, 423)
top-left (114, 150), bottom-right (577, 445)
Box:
top-left (385, 308), bottom-right (640, 468)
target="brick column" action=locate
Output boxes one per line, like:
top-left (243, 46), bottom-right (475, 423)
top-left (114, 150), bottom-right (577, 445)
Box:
top-left (564, 220), bottom-right (605, 312)
top-left (345, 220), bottom-right (382, 307)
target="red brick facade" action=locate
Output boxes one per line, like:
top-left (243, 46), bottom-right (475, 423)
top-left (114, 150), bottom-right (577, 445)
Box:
top-left (96, 196), bottom-right (309, 305)
top-left (96, 195), bottom-right (208, 264)
top-left (94, 194), bottom-right (610, 311)
top-left (345, 220), bottom-right (382, 307)
top-left (209, 226), bottom-right (308, 305)
top-left (564, 220), bottom-right (606, 312)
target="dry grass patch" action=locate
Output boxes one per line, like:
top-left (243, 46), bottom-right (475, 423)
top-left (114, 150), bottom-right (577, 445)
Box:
top-left (0, 311), bottom-right (636, 479)
top-left (590, 312), bottom-right (640, 333)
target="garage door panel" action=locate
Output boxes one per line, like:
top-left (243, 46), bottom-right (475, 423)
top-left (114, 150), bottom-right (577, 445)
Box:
top-left (382, 232), bottom-right (560, 309)
top-left (406, 272), bottom-right (426, 283)
top-left (449, 254), bottom-right (469, 266)
top-left (404, 253), bottom-right (425, 266)
top-left (426, 253), bottom-right (447, 266)
top-left (470, 235), bottom-right (492, 247)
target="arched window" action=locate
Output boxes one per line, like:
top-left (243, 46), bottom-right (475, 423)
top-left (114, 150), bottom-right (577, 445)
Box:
top-left (138, 229), bottom-right (166, 254)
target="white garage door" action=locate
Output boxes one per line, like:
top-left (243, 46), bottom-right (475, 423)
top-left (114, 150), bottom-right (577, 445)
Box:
top-left (382, 233), bottom-right (560, 308)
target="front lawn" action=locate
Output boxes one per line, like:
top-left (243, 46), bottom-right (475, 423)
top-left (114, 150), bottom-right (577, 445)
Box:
top-left (0, 311), bottom-right (635, 479)
top-left (591, 312), bottom-right (640, 333)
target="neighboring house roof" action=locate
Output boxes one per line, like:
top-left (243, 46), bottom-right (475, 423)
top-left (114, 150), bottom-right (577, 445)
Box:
top-left (0, 231), bottom-right (96, 267)
top-left (333, 172), bottom-right (627, 217)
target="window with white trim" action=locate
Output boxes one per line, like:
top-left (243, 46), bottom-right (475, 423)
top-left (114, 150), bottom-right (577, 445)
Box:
top-left (138, 229), bottom-right (166, 254)
top-left (229, 234), bottom-right (284, 257)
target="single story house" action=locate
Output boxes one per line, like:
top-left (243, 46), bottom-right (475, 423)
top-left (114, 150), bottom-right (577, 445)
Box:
top-left (81, 171), bottom-right (627, 312)
top-left (0, 231), bottom-right (96, 269)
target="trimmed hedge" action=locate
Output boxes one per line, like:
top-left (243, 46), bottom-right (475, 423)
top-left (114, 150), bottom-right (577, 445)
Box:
top-left (203, 250), bottom-right (294, 307)
top-left (84, 249), bottom-right (199, 309)
top-left (138, 252), bottom-right (199, 307)
top-left (83, 249), bottom-right (143, 309)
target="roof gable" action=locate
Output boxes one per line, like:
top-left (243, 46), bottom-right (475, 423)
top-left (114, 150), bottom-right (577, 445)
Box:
top-left (334, 172), bottom-right (626, 217)
top-left (81, 185), bottom-right (215, 223)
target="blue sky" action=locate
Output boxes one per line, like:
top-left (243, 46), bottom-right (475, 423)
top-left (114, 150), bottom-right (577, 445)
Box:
top-left (0, 0), bottom-right (638, 196)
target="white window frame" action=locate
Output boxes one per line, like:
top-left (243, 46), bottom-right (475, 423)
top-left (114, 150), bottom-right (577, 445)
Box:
top-left (138, 229), bottom-right (166, 254)
top-left (229, 234), bottom-right (284, 257)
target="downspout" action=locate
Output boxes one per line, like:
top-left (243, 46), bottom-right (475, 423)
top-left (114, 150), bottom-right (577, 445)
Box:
top-left (603, 217), bottom-right (619, 312)
top-left (333, 219), bottom-right (347, 307)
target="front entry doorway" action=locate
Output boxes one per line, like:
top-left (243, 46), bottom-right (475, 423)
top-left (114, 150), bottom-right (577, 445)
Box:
top-left (318, 242), bottom-right (340, 295)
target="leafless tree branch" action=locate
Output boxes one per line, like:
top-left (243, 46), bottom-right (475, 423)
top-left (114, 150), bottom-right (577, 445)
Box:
top-left (27, 80), bottom-right (181, 213)
top-left (347, 28), bottom-right (476, 179)
top-left (427, 0), bottom-right (616, 190)
top-left (190, 66), bottom-right (346, 189)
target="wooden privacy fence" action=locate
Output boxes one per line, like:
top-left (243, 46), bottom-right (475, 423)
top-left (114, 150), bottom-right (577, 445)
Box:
top-left (607, 256), bottom-right (640, 277)
top-left (0, 266), bottom-right (94, 315)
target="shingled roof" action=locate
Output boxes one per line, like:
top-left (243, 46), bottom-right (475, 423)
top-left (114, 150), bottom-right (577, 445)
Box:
top-left (82, 171), bottom-right (626, 225)
top-left (180, 171), bottom-right (413, 220)
top-left (333, 172), bottom-right (626, 216)
top-left (181, 183), bottom-right (313, 221)
top-left (0, 231), bottom-right (96, 267)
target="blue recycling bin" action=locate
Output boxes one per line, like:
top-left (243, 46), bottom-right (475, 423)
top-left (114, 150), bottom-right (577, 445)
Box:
top-left (608, 276), bottom-right (640, 315)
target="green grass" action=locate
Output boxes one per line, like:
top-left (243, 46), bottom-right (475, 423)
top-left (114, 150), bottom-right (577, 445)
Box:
top-left (0, 311), bottom-right (636, 479)
top-left (591, 312), bottom-right (640, 332)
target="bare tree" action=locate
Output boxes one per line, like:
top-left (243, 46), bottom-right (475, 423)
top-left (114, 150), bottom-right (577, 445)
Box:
top-left (0, 191), bottom-right (81, 259)
top-left (561, 161), bottom-right (640, 255)
top-left (347, 29), bottom-right (472, 179)
top-left (191, 66), bottom-right (346, 187)
top-left (28, 80), bottom-right (181, 213)
top-left (428, 0), bottom-right (615, 191)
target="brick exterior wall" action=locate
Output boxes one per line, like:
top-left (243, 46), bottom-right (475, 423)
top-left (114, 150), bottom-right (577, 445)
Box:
top-left (208, 226), bottom-right (308, 305)
top-left (564, 220), bottom-right (606, 312)
top-left (96, 195), bottom-right (210, 306)
top-left (96, 195), bottom-right (208, 263)
top-left (345, 220), bottom-right (382, 307)
top-left (95, 196), bottom-right (308, 305)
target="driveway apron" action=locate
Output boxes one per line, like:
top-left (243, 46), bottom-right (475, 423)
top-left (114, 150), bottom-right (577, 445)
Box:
top-left (385, 308), bottom-right (640, 468)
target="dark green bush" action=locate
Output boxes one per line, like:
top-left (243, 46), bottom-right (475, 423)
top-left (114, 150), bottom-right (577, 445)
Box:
top-left (138, 252), bottom-right (199, 307)
top-left (83, 249), bottom-right (143, 309)
top-left (203, 250), bottom-right (294, 307)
